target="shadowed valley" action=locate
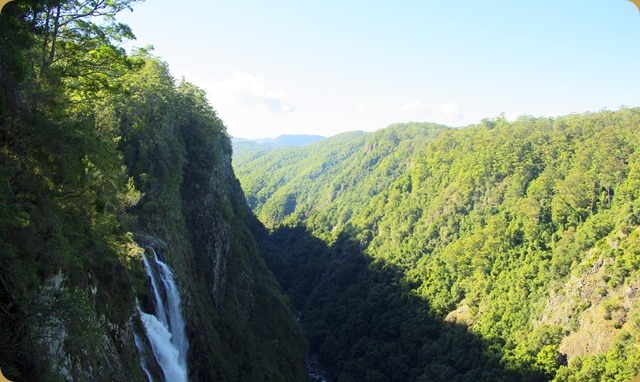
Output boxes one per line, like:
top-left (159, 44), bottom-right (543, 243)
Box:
top-left (236, 113), bottom-right (640, 381)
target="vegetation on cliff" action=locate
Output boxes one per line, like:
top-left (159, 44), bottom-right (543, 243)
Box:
top-left (118, 55), bottom-right (308, 381)
top-left (0, 1), bottom-right (307, 380)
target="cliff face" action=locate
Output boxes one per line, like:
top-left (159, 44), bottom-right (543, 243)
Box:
top-left (0, 271), bottom-right (144, 382)
top-left (0, 49), bottom-right (307, 380)
top-left (172, 130), bottom-right (309, 381)
top-left (115, 59), bottom-right (309, 381)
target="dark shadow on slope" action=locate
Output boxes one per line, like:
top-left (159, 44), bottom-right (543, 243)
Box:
top-left (258, 225), bottom-right (549, 382)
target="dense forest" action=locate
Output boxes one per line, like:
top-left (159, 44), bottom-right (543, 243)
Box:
top-left (235, 112), bottom-right (640, 381)
top-left (2, 0), bottom-right (640, 381)
top-left (0, 1), bottom-right (307, 381)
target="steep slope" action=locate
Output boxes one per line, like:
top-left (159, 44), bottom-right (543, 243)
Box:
top-left (118, 58), bottom-right (309, 381)
top-left (234, 123), bottom-right (448, 230)
top-left (0, 3), bottom-right (307, 381)
top-left (236, 110), bottom-right (640, 381)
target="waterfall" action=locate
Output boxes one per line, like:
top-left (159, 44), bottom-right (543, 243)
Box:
top-left (308, 354), bottom-right (330, 382)
top-left (134, 333), bottom-right (154, 382)
top-left (137, 248), bottom-right (189, 382)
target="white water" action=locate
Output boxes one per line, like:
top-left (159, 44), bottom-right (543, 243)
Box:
top-left (308, 354), bottom-right (330, 382)
top-left (156, 260), bottom-right (189, 366)
top-left (134, 332), bottom-right (155, 382)
top-left (138, 248), bottom-right (189, 382)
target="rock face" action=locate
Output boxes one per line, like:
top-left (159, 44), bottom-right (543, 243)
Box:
top-left (125, 117), bottom-right (308, 380)
top-left (13, 272), bottom-right (145, 382)
top-left (0, 100), bottom-right (307, 382)
top-left (539, 251), bottom-right (640, 361)
top-left (181, 152), bottom-right (236, 308)
top-left (0, 39), bottom-right (306, 378)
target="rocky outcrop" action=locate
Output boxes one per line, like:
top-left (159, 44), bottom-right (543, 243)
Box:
top-left (539, 251), bottom-right (640, 361)
top-left (30, 273), bottom-right (144, 382)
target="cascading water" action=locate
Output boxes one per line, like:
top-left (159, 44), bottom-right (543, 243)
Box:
top-left (134, 333), bottom-right (155, 382)
top-left (137, 247), bottom-right (189, 382)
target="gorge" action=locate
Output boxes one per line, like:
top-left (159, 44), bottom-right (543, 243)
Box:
top-left (235, 115), bottom-right (640, 381)
top-left (0, 1), bottom-right (639, 382)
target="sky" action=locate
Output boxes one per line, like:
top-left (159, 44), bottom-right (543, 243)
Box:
top-left (117, 0), bottom-right (640, 139)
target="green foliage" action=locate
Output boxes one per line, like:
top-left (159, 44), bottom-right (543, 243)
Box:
top-left (0, 1), bottom-right (146, 379)
top-left (235, 123), bottom-right (448, 231)
top-left (555, 318), bottom-right (640, 381)
top-left (238, 109), bottom-right (640, 381)
top-left (0, 2), bottom-right (308, 380)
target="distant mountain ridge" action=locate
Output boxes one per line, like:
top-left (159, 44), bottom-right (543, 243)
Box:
top-left (232, 134), bottom-right (326, 156)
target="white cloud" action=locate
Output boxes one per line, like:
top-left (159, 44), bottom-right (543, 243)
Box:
top-left (400, 99), bottom-right (464, 124)
top-left (402, 99), bottom-right (429, 113)
top-left (438, 103), bottom-right (464, 123)
top-left (503, 112), bottom-right (520, 122)
top-left (206, 72), bottom-right (295, 113)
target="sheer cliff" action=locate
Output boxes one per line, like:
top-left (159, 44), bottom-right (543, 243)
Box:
top-left (118, 60), bottom-right (308, 381)
top-left (0, 5), bottom-right (307, 380)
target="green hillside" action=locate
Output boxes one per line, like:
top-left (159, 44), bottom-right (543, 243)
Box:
top-left (235, 110), bottom-right (640, 381)
top-left (234, 123), bottom-right (448, 229)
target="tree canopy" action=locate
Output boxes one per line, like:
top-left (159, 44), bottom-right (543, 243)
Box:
top-left (236, 110), bottom-right (640, 381)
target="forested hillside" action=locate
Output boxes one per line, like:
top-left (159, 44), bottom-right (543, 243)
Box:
top-left (234, 123), bottom-right (448, 229)
top-left (236, 110), bottom-right (640, 381)
top-left (0, 2), bottom-right (306, 381)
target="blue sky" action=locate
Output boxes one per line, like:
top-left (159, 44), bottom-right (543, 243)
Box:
top-left (118, 0), bottom-right (640, 138)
